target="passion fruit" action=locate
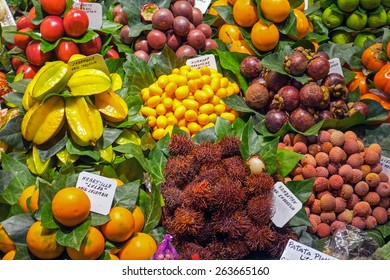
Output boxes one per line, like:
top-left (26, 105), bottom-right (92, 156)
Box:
top-left (186, 29), bottom-right (206, 49)
top-left (176, 45), bottom-right (197, 59)
top-left (171, 0), bottom-right (193, 20)
top-left (140, 3), bottom-right (159, 22)
top-left (173, 16), bottom-right (191, 37)
top-left (152, 8), bottom-right (174, 31)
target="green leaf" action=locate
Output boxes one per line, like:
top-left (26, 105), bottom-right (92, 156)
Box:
top-left (40, 202), bottom-right (59, 229)
top-left (90, 212), bottom-right (110, 227)
top-left (374, 240), bottom-right (390, 259)
top-left (1, 213), bottom-right (35, 244)
top-left (36, 131), bottom-right (68, 162)
top-left (215, 117), bottom-right (233, 140)
top-left (0, 115), bottom-right (28, 150)
top-left (318, 42), bottom-right (363, 70)
top-left (277, 148), bottom-right (305, 177)
top-left (66, 140), bottom-right (101, 161)
top-left (366, 229), bottom-right (385, 248)
top-left (222, 94), bottom-right (261, 115)
top-left (147, 134), bottom-right (169, 186)
top-left (276, 10), bottom-right (298, 37)
top-left (114, 180), bottom-right (140, 209)
top-left (192, 127), bottom-right (217, 144)
top-left (99, 20), bottom-right (122, 34)
top-left (290, 119), bottom-right (324, 136)
top-left (259, 136), bottom-right (279, 174)
top-left (101, 128), bottom-right (123, 149)
top-left (14, 244), bottom-right (32, 260)
top-left (56, 220), bottom-right (91, 250)
top-left (149, 226), bottom-right (166, 243)
top-left (113, 143), bottom-right (149, 174)
top-left (286, 178), bottom-right (315, 203)
top-left (138, 186), bottom-right (162, 234)
top-left (232, 117), bottom-right (246, 141)
top-left (288, 207), bottom-right (312, 227)
top-left (240, 117), bottom-right (263, 160)
top-left (376, 221), bottom-right (390, 239)
top-left (51, 163), bottom-right (78, 191)
top-left (213, 5), bottom-right (235, 24)
top-left (148, 45), bottom-right (184, 77)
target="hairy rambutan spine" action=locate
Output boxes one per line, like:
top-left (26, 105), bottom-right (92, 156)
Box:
top-left (244, 173), bottom-right (275, 196)
top-left (171, 207), bottom-right (204, 237)
top-left (183, 179), bottom-right (214, 211)
top-left (222, 156), bottom-right (248, 181)
top-left (217, 136), bottom-right (242, 158)
top-left (191, 141), bottom-right (222, 165)
top-left (246, 195), bottom-right (274, 225)
top-left (211, 177), bottom-right (247, 213)
top-left (168, 134), bottom-right (194, 156)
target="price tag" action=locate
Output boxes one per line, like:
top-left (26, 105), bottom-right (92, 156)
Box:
top-left (186, 54), bottom-right (218, 70)
top-left (68, 53), bottom-right (110, 76)
top-left (280, 239), bottom-right (337, 260)
top-left (328, 58), bottom-right (344, 76)
top-left (195, 0), bottom-right (212, 14)
top-left (73, 2), bottom-right (103, 29)
top-left (271, 182), bottom-right (302, 228)
top-left (76, 171), bottom-right (117, 215)
top-left (0, 0), bottom-right (16, 27)
top-left (380, 155), bottom-right (390, 177)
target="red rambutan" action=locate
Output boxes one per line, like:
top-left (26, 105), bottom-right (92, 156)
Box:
top-left (212, 211), bottom-right (252, 239)
top-left (219, 240), bottom-right (250, 260)
top-left (244, 173), bottom-right (275, 197)
top-left (198, 163), bottom-right (227, 185)
top-left (246, 195), bottom-right (274, 225)
top-left (191, 141), bottom-right (222, 165)
top-left (171, 207), bottom-right (204, 237)
top-left (164, 155), bottom-right (200, 188)
top-left (168, 134), bottom-right (194, 156)
top-left (183, 179), bottom-right (214, 211)
top-left (217, 136), bottom-right (242, 158)
top-left (211, 177), bottom-right (247, 213)
top-left (221, 156), bottom-right (248, 181)
top-left (160, 186), bottom-right (184, 212)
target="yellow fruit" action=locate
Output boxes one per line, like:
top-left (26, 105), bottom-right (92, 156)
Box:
top-left (260, 0), bottom-right (291, 23)
top-left (132, 205), bottom-right (145, 232)
top-left (94, 90), bottom-right (129, 122)
top-left (18, 185), bottom-right (36, 212)
top-left (118, 232), bottom-right (157, 260)
top-left (2, 250), bottom-right (15, 260)
top-left (0, 224), bottom-right (15, 253)
top-left (251, 20), bottom-right (279, 52)
top-left (67, 69), bottom-right (111, 96)
top-left (66, 226), bottom-right (105, 260)
top-left (233, 0), bottom-right (259, 27)
top-left (100, 206), bottom-right (135, 243)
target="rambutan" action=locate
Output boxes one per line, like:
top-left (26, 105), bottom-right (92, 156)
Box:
top-left (160, 186), bottom-right (184, 212)
top-left (256, 226), bottom-right (278, 252)
top-left (164, 155), bottom-right (199, 188)
top-left (217, 136), bottom-right (242, 158)
top-left (219, 240), bottom-right (249, 260)
top-left (247, 195), bottom-right (273, 225)
top-left (267, 227), bottom-right (297, 259)
top-left (168, 134), bottom-right (194, 156)
top-left (198, 163), bottom-right (227, 185)
top-left (221, 156), bottom-right (248, 181)
top-left (178, 242), bottom-right (215, 260)
top-left (211, 177), bottom-right (247, 213)
top-left (243, 226), bottom-right (262, 251)
top-left (191, 141), bottom-right (222, 165)
top-left (183, 179), bottom-right (214, 211)
top-left (244, 172), bottom-right (275, 197)
top-left (212, 211), bottom-right (252, 240)
top-left (171, 207), bottom-right (204, 237)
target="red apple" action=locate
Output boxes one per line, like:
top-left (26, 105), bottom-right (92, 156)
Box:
top-left (63, 8), bottom-right (89, 38)
top-left (78, 36), bottom-right (102, 55)
top-left (11, 57), bottom-right (24, 70)
top-left (26, 40), bottom-right (52, 66)
top-left (55, 40), bottom-right (80, 62)
top-left (27, 7), bottom-right (39, 29)
top-left (104, 48), bottom-right (120, 59)
top-left (40, 16), bottom-right (65, 43)
top-left (16, 64), bottom-right (39, 79)
top-left (16, 15), bottom-right (30, 30)
top-left (13, 27), bottom-right (33, 50)
top-left (40, 0), bottom-right (66, 15)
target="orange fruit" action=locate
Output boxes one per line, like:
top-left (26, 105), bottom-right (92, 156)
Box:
top-left (52, 187), bottom-right (91, 227)
top-left (30, 188), bottom-right (39, 212)
top-left (132, 205), bottom-right (145, 232)
top-left (118, 232), bottom-right (157, 260)
top-left (232, 0), bottom-right (259, 27)
top-left (230, 40), bottom-right (256, 55)
top-left (260, 0), bottom-right (291, 23)
top-left (2, 250), bottom-right (16, 260)
top-left (218, 23), bottom-right (243, 44)
top-left (18, 185), bottom-right (35, 212)
top-left (26, 221), bottom-right (65, 259)
top-left (113, 178), bottom-right (124, 187)
top-left (288, 9), bottom-right (310, 40)
top-left (250, 20), bottom-right (279, 52)
top-left (66, 226), bottom-right (105, 260)
top-left (109, 253), bottom-right (119, 260)
top-left (100, 206), bottom-right (135, 242)
top-left (296, 1), bottom-right (305, 11)
top-left (208, 0), bottom-right (228, 27)
top-left (0, 224), bottom-right (16, 253)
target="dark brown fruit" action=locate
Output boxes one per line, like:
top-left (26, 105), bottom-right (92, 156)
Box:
top-left (240, 56), bottom-right (263, 80)
top-left (348, 101), bottom-right (369, 118)
top-left (265, 109), bottom-right (289, 134)
top-left (306, 57), bottom-right (330, 81)
top-left (264, 71), bottom-right (290, 92)
top-left (152, 8), bottom-right (174, 31)
top-left (285, 51), bottom-right (308, 76)
top-left (176, 45), bottom-right (197, 59)
top-left (299, 83), bottom-right (325, 108)
top-left (172, 1), bottom-right (193, 20)
top-left (244, 83), bottom-right (270, 110)
top-left (271, 85), bottom-right (300, 112)
top-left (187, 29), bottom-right (206, 50)
top-left (313, 51), bottom-right (330, 60)
top-left (173, 16), bottom-right (191, 37)
top-left (289, 108), bottom-right (316, 132)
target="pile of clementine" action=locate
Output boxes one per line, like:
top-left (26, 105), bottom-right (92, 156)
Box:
top-left (2, 181), bottom-right (157, 260)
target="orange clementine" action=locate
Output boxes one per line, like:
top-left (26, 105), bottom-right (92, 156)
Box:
top-left (0, 224), bottom-right (16, 253)
top-left (250, 20), bottom-right (279, 52)
top-left (230, 40), bottom-right (256, 55)
top-left (260, 0), bottom-right (290, 23)
top-left (100, 206), bottom-right (135, 242)
top-left (26, 221), bottom-right (65, 259)
top-left (66, 226), bottom-right (105, 260)
top-left (132, 205), bottom-right (145, 232)
top-left (30, 188), bottom-right (39, 212)
top-left (232, 0), bottom-right (259, 27)
top-left (118, 232), bottom-right (157, 260)
top-left (2, 250), bottom-right (16, 260)
top-left (218, 23), bottom-right (243, 43)
top-left (18, 185), bottom-right (35, 212)
top-left (52, 187), bottom-right (91, 227)
top-left (288, 9), bottom-right (310, 40)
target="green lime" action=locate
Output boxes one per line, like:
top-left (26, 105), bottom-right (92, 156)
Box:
top-left (331, 31), bottom-right (353, 44)
top-left (322, 7), bottom-right (344, 29)
top-left (367, 5), bottom-right (387, 28)
top-left (345, 10), bottom-right (368, 30)
top-left (360, 0), bottom-right (381, 10)
top-left (353, 33), bottom-right (376, 46)
top-left (382, 0), bottom-right (390, 8)
top-left (337, 0), bottom-right (359, 12)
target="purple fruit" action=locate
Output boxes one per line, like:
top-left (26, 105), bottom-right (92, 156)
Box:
top-left (290, 108), bottom-right (316, 132)
top-left (166, 30), bottom-right (182, 51)
top-left (265, 109), bottom-right (289, 134)
top-left (307, 57), bottom-right (330, 81)
top-left (173, 16), bottom-right (191, 37)
top-left (176, 45), bottom-right (197, 58)
top-left (272, 85), bottom-right (300, 112)
top-left (202, 38), bottom-right (218, 51)
top-left (240, 56), bottom-right (263, 80)
top-left (187, 29), bottom-right (206, 50)
top-left (245, 83), bottom-right (270, 110)
top-left (265, 71), bottom-right (290, 93)
top-left (285, 51), bottom-right (308, 76)
top-left (348, 101), bottom-right (369, 118)
top-left (152, 8), bottom-right (174, 31)
top-left (300, 83), bottom-right (325, 108)
top-left (172, 1), bottom-right (193, 20)
top-left (196, 23), bottom-right (212, 38)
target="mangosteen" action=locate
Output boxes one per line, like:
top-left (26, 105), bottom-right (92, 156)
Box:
top-left (299, 83), bottom-right (328, 108)
top-left (317, 110), bottom-right (333, 121)
top-left (330, 100), bottom-right (348, 119)
top-left (240, 56), bottom-right (263, 80)
top-left (244, 83), bottom-right (270, 111)
top-left (290, 107), bottom-right (316, 132)
top-left (313, 51), bottom-right (330, 60)
top-left (265, 109), bottom-right (289, 134)
top-left (271, 85), bottom-right (300, 112)
top-left (264, 71), bottom-right (290, 93)
top-left (321, 73), bottom-right (349, 100)
top-left (348, 101), bottom-right (369, 118)
top-left (306, 57), bottom-right (330, 81)
top-left (284, 51), bottom-right (308, 76)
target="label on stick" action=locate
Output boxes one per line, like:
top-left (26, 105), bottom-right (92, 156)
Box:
top-left (280, 239), bottom-right (337, 260)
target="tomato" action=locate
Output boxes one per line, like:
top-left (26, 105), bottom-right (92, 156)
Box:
top-left (40, 0), bottom-right (66, 16)
top-left (40, 16), bottom-right (65, 43)
top-left (55, 40), bottom-right (80, 62)
top-left (16, 15), bottom-right (29, 30)
top-left (374, 63), bottom-right (390, 97)
top-left (13, 27), bottom-right (33, 50)
top-left (11, 57), bottom-right (24, 70)
top-left (362, 43), bottom-right (386, 71)
top-left (347, 71), bottom-right (369, 95)
top-left (25, 41), bottom-right (52, 66)
top-left (79, 36), bottom-right (102, 56)
top-left (27, 7), bottom-right (39, 29)
top-left (63, 8), bottom-right (89, 38)
top-left (16, 64), bottom-right (39, 79)
top-left (104, 48), bottom-right (120, 59)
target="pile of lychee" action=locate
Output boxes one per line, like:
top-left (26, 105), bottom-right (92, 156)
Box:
top-left (279, 128), bottom-right (390, 238)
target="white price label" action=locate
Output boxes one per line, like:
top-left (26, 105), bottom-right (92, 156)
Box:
top-left (73, 2), bottom-right (103, 29)
top-left (281, 239), bottom-right (337, 260)
top-left (271, 182), bottom-right (302, 228)
top-left (195, 0), bottom-right (212, 14)
top-left (0, 0), bottom-right (16, 27)
top-left (328, 58), bottom-right (344, 76)
top-left (67, 53), bottom-right (110, 75)
top-left (380, 155), bottom-right (390, 177)
top-left (186, 54), bottom-right (218, 70)
top-left (76, 171), bottom-right (117, 215)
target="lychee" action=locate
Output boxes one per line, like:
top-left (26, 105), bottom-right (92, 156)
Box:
top-left (343, 139), bottom-right (360, 155)
top-left (356, 138), bottom-right (365, 152)
top-left (364, 149), bottom-right (380, 165)
top-left (293, 142), bottom-right (308, 154)
top-left (353, 201), bottom-right (372, 217)
top-left (375, 182), bottom-right (390, 197)
top-left (354, 181), bottom-right (369, 197)
top-left (317, 190), bottom-right (332, 200)
top-left (301, 154), bottom-right (316, 167)
top-left (307, 217), bottom-right (318, 234)
top-left (338, 184), bottom-right (354, 200)
top-left (293, 134), bottom-right (308, 145)
top-left (308, 144), bottom-right (321, 156)
top-left (360, 164), bottom-right (371, 178)
top-left (313, 177), bottom-right (329, 192)
top-left (350, 168), bottom-right (363, 184)
top-left (365, 215), bottom-right (377, 230)
top-left (278, 142), bottom-right (286, 149)
top-left (334, 197), bottom-right (347, 213)
top-left (363, 192), bottom-right (380, 207)
top-left (318, 130), bottom-right (331, 143)
top-left (372, 206), bottom-right (388, 225)
top-left (379, 172), bottom-right (389, 182)
top-left (329, 146), bottom-right (346, 164)
top-left (310, 199), bottom-right (321, 214)
top-left (320, 194), bottom-right (336, 211)
top-left (346, 153), bottom-right (364, 169)
top-left (329, 174), bottom-right (344, 190)
top-left (346, 193), bottom-right (359, 209)
top-left (379, 197), bottom-right (390, 208)
top-left (316, 166), bottom-right (329, 178)
top-left (302, 164), bottom-right (316, 179)
top-left (365, 172), bottom-right (381, 187)
top-left (317, 223), bottom-right (331, 238)
top-left (330, 220), bottom-right (346, 234)
top-left (370, 163), bottom-right (382, 174)
top-left (337, 209), bottom-right (353, 224)
top-left (330, 130), bottom-right (345, 147)
top-left (321, 142), bottom-right (334, 154)
top-left (283, 134), bottom-right (294, 146)
top-left (305, 193), bottom-right (315, 205)
top-left (344, 130), bottom-right (357, 141)
top-left (351, 216), bottom-right (365, 230)
top-left (320, 211), bottom-right (336, 224)
top-left (309, 214), bottom-right (321, 225)
top-left (327, 162), bottom-right (340, 175)
top-left (293, 174), bottom-right (304, 181)
top-left (315, 152), bottom-right (330, 167)
top-left (368, 143), bottom-right (382, 155)
top-left (338, 164), bottom-right (353, 182)
top-left (290, 165), bottom-right (302, 177)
